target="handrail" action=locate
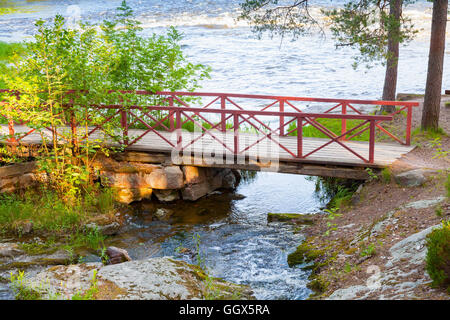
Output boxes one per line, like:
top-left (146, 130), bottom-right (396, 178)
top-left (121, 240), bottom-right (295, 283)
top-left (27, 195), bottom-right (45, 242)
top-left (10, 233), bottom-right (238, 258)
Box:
top-left (0, 90), bottom-right (418, 164)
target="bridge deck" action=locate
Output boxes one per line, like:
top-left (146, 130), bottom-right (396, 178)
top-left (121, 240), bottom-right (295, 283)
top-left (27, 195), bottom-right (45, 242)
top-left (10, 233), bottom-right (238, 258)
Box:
top-left (2, 125), bottom-right (415, 168)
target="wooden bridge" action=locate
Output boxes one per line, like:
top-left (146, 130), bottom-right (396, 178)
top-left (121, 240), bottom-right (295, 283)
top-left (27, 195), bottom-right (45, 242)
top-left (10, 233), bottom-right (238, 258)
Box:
top-left (0, 90), bottom-right (418, 179)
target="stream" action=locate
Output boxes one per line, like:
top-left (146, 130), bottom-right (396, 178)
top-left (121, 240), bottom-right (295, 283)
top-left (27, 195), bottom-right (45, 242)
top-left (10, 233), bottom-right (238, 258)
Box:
top-left (103, 172), bottom-right (326, 300)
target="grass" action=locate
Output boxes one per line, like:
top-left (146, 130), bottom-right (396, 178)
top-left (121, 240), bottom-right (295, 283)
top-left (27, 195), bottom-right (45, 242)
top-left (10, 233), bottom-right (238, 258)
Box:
top-left (381, 167), bottom-right (392, 183)
top-left (287, 118), bottom-right (370, 141)
top-left (412, 127), bottom-right (447, 143)
top-left (0, 186), bottom-right (115, 242)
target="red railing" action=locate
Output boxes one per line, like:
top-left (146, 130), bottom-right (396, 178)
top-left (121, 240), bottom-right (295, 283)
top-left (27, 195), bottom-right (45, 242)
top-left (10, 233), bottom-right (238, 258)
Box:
top-left (0, 90), bottom-right (419, 164)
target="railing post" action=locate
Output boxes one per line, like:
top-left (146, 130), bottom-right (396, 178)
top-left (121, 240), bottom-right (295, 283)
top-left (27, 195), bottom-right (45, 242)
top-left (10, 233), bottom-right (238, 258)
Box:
top-left (7, 118), bottom-right (16, 146)
top-left (341, 103), bottom-right (347, 141)
top-left (369, 119), bottom-right (375, 163)
top-left (70, 105), bottom-right (77, 151)
top-left (297, 116), bottom-right (303, 158)
top-left (169, 96), bottom-right (175, 132)
top-left (279, 99), bottom-right (285, 136)
top-left (405, 105), bottom-right (412, 145)
top-left (176, 110), bottom-right (182, 150)
top-left (233, 112), bottom-right (239, 154)
top-left (221, 95), bottom-right (226, 132)
top-left (121, 109), bottom-right (128, 145)
top-left (7, 93), bottom-right (17, 147)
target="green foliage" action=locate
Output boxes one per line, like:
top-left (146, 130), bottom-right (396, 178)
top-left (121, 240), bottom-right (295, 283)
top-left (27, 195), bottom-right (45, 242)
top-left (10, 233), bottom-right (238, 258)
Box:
top-left (429, 137), bottom-right (450, 160)
top-left (287, 241), bottom-right (324, 268)
top-left (0, 1), bottom-right (210, 203)
top-left (71, 270), bottom-right (98, 300)
top-left (101, 1), bottom-right (210, 93)
top-left (412, 127), bottom-right (447, 141)
top-left (323, 0), bottom-right (418, 69)
top-left (360, 243), bottom-right (376, 257)
top-left (0, 41), bottom-right (26, 89)
top-left (324, 207), bottom-right (343, 236)
top-left (9, 270), bottom-right (41, 300)
top-left (238, 0), bottom-right (417, 69)
top-left (68, 227), bottom-right (107, 252)
top-left (381, 167), bottom-right (392, 183)
top-left (0, 187), bottom-right (114, 235)
top-left (238, 0), bottom-right (319, 40)
top-left (310, 176), bottom-right (361, 208)
top-left (425, 220), bottom-right (450, 291)
top-left (365, 167), bottom-right (379, 181)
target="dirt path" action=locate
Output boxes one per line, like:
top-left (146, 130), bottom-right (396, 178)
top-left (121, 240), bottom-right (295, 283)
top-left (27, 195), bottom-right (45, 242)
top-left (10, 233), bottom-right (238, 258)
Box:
top-left (299, 96), bottom-right (449, 300)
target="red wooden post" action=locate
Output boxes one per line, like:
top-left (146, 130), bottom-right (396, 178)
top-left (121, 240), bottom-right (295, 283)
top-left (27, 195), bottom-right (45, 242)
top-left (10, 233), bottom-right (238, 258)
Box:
top-left (169, 96), bottom-right (175, 132)
top-left (233, 113), bottom-right (239, 154)
top-left (369, 119), bottom-right (375, 163)
top-left (405, 105), bottom-right (412, 145)
top-left (221, 95), bottom-right (226, 132)
top-left (121, 109), bottom-right (128, 145)
top-left (341, 103), bottom-right (347, 140)
top-left (297, 116), bottom-right (303, 158)
top-left (176, 110), bottom-right (182, 150)
top-left (279, 99), bottom-right (285, 136)
top-left (7, 118), bottom-right (16, 145)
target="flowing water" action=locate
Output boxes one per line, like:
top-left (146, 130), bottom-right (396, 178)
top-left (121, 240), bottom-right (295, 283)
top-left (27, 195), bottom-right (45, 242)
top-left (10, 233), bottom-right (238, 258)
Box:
top-left (0, 0), bottom-right (448, 300)
top-left (107, 172), bottom-right (325, 299)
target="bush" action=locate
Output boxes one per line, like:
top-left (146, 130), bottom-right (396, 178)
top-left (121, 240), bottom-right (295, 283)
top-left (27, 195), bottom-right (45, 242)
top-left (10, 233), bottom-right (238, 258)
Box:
top-left (425, 220), bottom-right (450, 291)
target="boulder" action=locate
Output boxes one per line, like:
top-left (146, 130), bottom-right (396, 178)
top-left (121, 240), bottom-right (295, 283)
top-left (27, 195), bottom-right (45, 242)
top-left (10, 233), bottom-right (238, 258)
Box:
top-left (35, 250), bottom-right (75, 265)
top-left (25, 257), bottom-right (254, 300)
top-left (145, 166), bottom-right (184, 190)
top-left (394, 169), bottom-right (426, 187)
top-left (182, 166), bottom-right (206, 184)
top-left (12, 220), bottom-right (34, 235)
top-left (105, 246), bottom-right (132, 265)
top-left (267, 213), bottom-right (315, 225)
top-left (0, 161), bottom-right (37, 178)
top-left (153, 208), bottom-right (173, 220)
top-left (182, 181), bottom-right (212, 201)
top-left (153, 189), bottom-right (180, 202)
top-left (114, 187), bottom-right (153, 204)
top-left (0, 243), bottom-right (24, 259)
top-left (85, 222), bottom-right (121, 236)
top-left (221, 169), bottom-right (237, 189)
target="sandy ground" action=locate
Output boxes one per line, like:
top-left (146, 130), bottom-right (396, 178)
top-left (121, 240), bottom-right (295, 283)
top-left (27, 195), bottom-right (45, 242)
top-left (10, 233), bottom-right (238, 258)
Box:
top-left (300, 96), bottom-right (449, 300)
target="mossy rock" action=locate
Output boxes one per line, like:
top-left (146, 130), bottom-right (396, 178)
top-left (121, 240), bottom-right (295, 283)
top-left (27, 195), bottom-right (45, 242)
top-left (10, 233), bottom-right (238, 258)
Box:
top-left (306, 276), bottom-right (329, 296)
top-left (287, 242), bottom-right (324, 268)
top-left (267, 213), bottom-right (315, 225)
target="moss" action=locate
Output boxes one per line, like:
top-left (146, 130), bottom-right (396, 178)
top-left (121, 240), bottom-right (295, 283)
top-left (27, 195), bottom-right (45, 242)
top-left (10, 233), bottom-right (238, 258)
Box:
top-left (169, 259), bottom-right (254, 300)
top-left (287, 242), bottom-right (325, 268)
top-left (306, 275), bottom-right (329, 296)
top-left (267, 213), bottom-right (314, 225)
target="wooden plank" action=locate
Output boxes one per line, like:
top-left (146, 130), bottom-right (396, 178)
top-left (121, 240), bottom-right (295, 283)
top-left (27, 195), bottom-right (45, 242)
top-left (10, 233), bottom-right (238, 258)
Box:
top-left (0, 124), bottom-right (414, 168)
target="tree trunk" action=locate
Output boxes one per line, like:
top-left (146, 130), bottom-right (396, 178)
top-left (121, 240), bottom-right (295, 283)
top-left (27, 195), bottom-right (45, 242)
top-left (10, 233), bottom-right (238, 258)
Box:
top-left (421, 0), bottom-right (448, 131)
top-left (381, 0), bottom-right (402, 113)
